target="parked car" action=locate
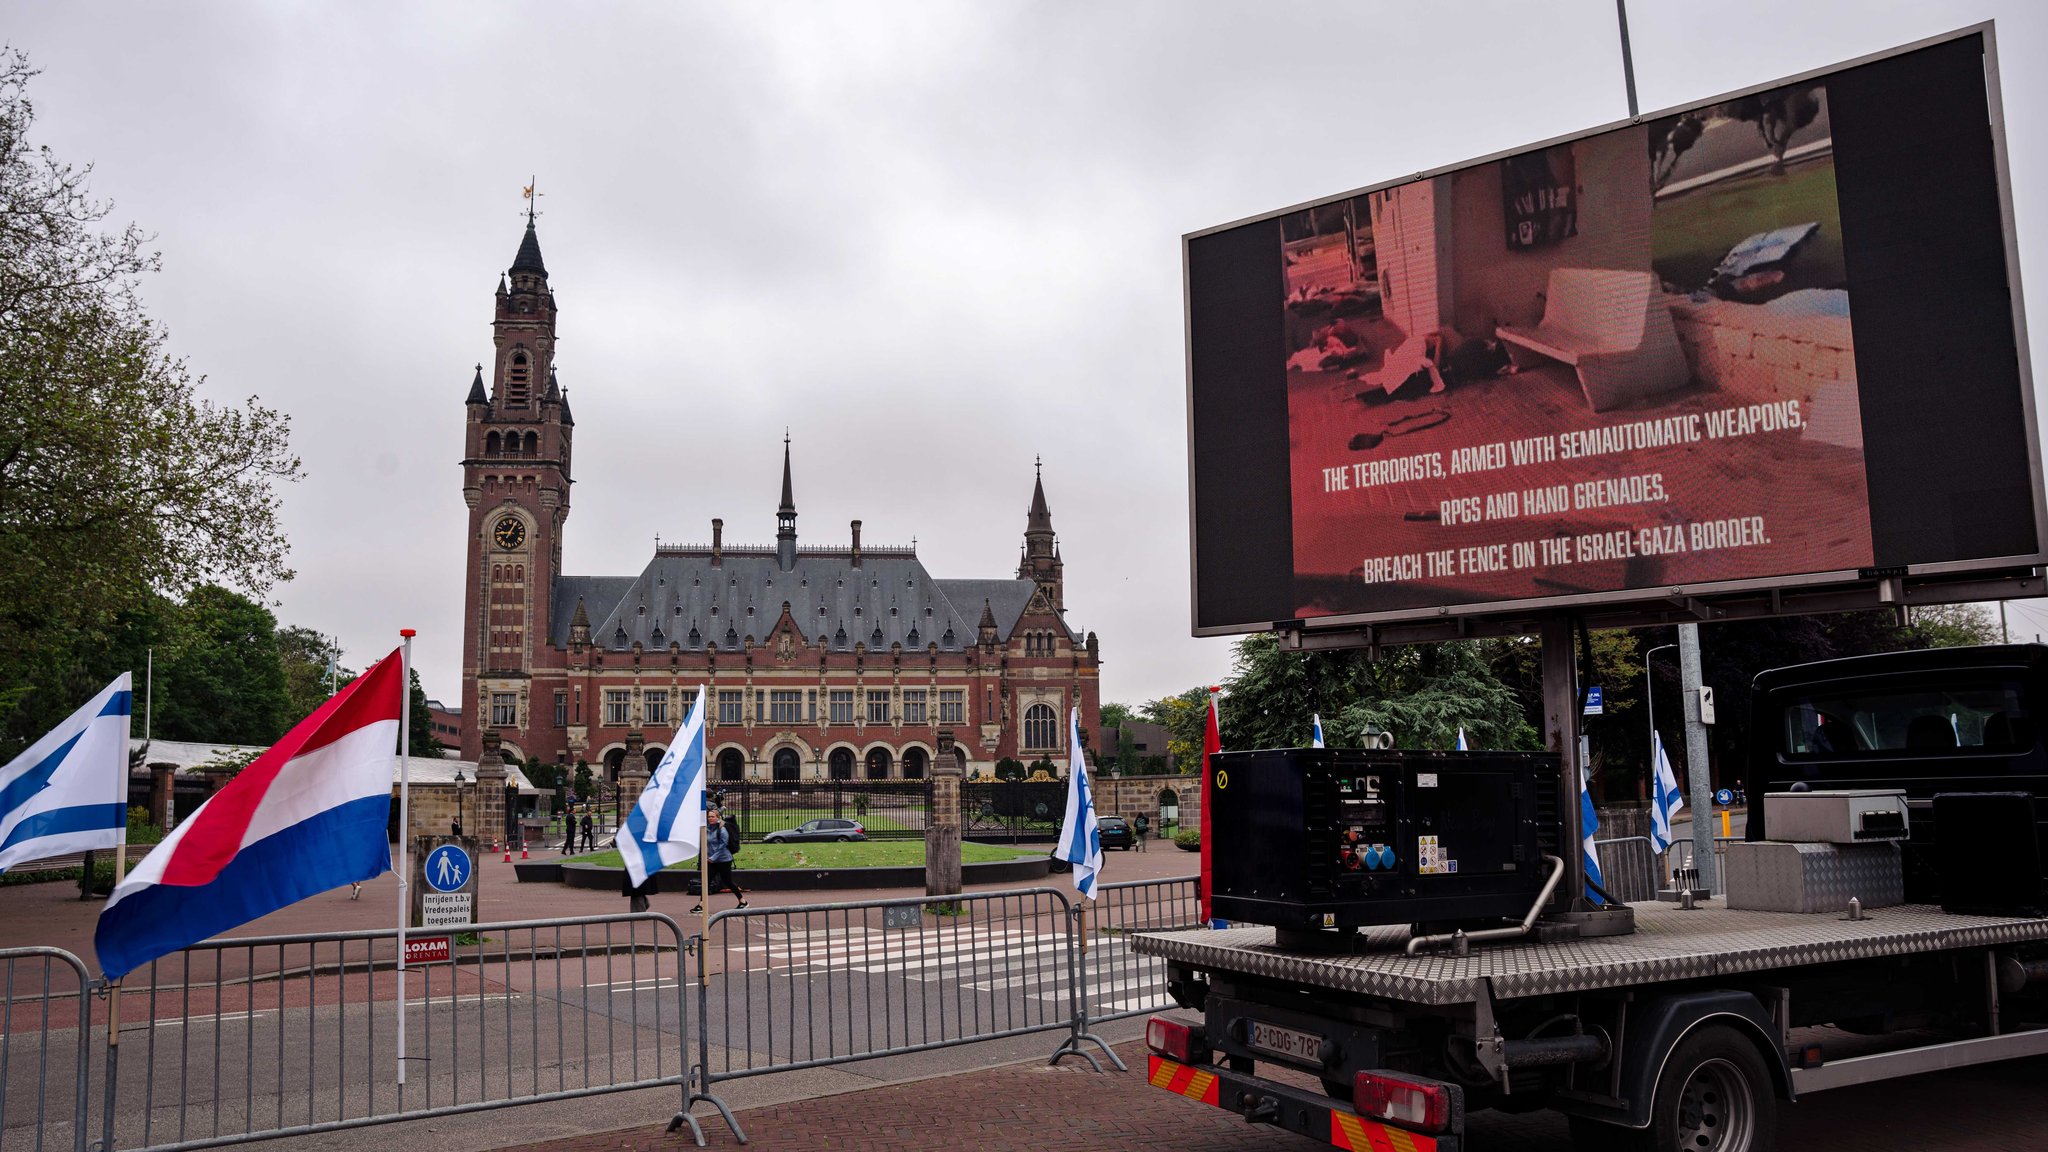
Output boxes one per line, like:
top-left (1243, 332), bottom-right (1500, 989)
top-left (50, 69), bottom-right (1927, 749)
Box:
top-left (1047, 816), bottom-right (1135, 871)
top-left (761, 818), bottom-right (867, 844)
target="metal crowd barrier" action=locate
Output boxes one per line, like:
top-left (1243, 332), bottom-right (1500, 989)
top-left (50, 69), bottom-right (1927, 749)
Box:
top-left (99, 911), bottom-right (730, 1151)
top-left (1591, 836), bottom-right (1663, 903)
top-left (695, 885), bottom-right (1129, 1093)
top-left (0, 947), bottom-right (95, 1152)
top-left (1084, 877), bottom-right (1201, 1027)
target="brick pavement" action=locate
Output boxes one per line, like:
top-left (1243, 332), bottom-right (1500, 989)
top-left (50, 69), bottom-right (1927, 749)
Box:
top-left (503, 1040), bottom-right (2048, 1152)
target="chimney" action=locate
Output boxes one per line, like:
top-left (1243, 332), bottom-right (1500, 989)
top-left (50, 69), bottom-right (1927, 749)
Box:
top-left (851, 519), bottom-right (862, 568)
top-left (711, 518), bottom-right (723, 567)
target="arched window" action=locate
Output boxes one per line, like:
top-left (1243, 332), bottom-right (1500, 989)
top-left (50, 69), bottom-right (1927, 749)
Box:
top-left (773, 747), bottom-right (801, 789)
top-left (644, 745), bottom-right (665, 771)
top-left (486, 431), bottom-right (502, 456)
top-left (524, 431), bottom-right (538, 455)
top-left (507, 352), bottom-right (532, 410)
top-left (865, 747), bottom-right (893, 780)
top-left (902, 747), bottom-right (927, 780)
top-left (829, 748), bottom-right (855, 780)
top-left (717, 748), bottom-right (746, 781)
top-left (1023, 703), bottom-right (1058, 751)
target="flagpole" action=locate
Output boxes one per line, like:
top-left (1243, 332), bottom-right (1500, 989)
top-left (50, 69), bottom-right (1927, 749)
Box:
top-left (396, 630), bottom-right (415, 1087)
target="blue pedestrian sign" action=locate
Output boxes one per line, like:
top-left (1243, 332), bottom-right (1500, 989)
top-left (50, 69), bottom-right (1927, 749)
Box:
top-left (1583, 686), bottom-right (1604, 716)
top-left (424, 844), bottom-right (471, 893)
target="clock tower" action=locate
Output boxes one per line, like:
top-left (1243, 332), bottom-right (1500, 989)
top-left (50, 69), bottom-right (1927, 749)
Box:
top-left (458, 208), bottom-right (574, 762)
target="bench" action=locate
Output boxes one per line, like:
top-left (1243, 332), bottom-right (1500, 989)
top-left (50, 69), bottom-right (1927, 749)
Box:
top-left (1495, 268), bottom-right (1690, 412)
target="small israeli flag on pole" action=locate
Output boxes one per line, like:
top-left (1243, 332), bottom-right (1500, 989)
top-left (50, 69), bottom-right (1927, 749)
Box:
top-left (1579, 760), bottom-right (1605, 896)
top-left (1456, 726), bottom-right (1469, 751)
top-left (1648, 732), bottom-right (1687, 853)
top-left (1056, 707), bottom-right (1103, 900)
top-left (0, 675), bottom-right (131, 874)
top-left (1310, 714), bottom-right (1325, 749)
top-left (622, 686), bottom-right (707, 890)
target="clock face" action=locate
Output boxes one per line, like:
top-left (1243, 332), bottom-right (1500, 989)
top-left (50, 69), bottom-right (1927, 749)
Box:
top-left (493, 516), bottom-right (527, 550)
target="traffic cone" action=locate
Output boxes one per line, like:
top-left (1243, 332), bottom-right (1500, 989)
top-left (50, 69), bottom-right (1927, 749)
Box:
top-left (520, 842), bottom-right (530, 860)
top-left (502, 844), bottom-right (512, 863)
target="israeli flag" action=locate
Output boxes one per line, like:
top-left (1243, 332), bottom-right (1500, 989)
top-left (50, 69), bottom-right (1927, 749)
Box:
top-left (0, 675), bottom-right (131, 874)
top-left (1456, 727), bottom-right (1469, 751)
top-left (622, 686), bottom-right (707, 889)
top-left (1311, 714), bottom-right (1325, 749)
top-left (1055, 707), bottom-right (1103, 900)
top-left (1649, 733), bottom-right (1687, 853)
top-left (1579, 760), bottom-right (1605, 894)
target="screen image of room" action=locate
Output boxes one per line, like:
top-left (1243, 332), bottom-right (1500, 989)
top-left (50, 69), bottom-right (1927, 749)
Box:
top-left (1283, 80), bottom-right (1871, 620)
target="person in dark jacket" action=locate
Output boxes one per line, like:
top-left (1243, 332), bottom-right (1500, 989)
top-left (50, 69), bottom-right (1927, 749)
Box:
top-left (580, 811), bottom-right (595, 849)
top-left (690, 808), bottom-right (747, 913)
top-left (562, 805), bottom-right (578, 854)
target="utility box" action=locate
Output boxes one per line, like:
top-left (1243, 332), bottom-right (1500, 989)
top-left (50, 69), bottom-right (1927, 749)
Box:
top-left (1208, 749), bottom-right (1560, 934)
top-left (1724, 840), bottom-right (1904, 913)
top-left (1764, 789), bottom-right (1910, 844)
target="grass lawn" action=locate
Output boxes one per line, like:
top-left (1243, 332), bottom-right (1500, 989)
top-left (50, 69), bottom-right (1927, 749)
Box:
top-left (1651, 161), bottom-right (1845, 293)
top-left (565, 840), bottom-right (1042, 871)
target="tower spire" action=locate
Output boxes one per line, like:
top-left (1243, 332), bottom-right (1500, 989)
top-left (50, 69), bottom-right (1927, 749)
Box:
top-left (776, 433), bottom-right (798, 570)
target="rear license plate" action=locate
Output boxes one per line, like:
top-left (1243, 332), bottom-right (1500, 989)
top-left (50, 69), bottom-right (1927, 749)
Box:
top-left (1247, 1020), bottom-right (1323, 1062)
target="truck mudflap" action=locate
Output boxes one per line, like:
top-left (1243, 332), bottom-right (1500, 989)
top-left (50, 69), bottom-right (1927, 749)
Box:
top-left (1146, 1055), bottom-right (1460, 1152)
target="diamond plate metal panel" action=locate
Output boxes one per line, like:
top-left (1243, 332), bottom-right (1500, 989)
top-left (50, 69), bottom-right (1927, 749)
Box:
top-left (1131, 903), bottom-right (2048, 1005)
top-left (1724, 841), bottom-right (1905, 913)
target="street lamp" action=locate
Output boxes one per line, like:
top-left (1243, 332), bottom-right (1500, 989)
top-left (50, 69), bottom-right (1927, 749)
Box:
top-left (452, 768), bottom-right (469, 837)
top-left (1644, 644), bottom-right (1678, 797)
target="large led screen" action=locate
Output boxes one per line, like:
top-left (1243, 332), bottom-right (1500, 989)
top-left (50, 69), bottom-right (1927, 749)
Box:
top-left (1188, 28), bottom-right (2041, 634)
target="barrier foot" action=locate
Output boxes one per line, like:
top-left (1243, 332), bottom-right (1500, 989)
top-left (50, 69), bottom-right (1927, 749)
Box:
top-left (1050, 1030), bottom-right (1125, 1072)
top-left (685, 1089), bottom-right (748, 1145)
top-left (665, 1109), bottom-right (705, 1147)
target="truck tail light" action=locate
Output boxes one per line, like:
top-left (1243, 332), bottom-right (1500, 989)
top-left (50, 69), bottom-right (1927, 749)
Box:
top-left (1146, 1016), bottom-right (1206, 1064)
top-left (1353, 1071), bottom-right (1451, 1132)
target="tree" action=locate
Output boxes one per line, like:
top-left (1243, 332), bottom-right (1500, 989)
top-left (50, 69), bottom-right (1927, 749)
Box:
top-left (572, 761), bottom-right (594, 801)
top-left (406, 668), bottom-right (444, 758)
top-left (0, 51), bottom-right (301, 757)
top-left (155, 586), bottom-right (289, 744)
top-left (1140, 687), bottom-right (1211, 771)
top-left (277, 626), bottom-right (348, 728)
top-left (1216, 634), bottom-right (1535, 754)
top-left (1100, 702), bottom-right (1134, 728)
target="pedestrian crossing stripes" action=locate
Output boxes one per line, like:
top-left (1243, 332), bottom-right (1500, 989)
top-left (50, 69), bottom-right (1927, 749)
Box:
top-left (723, 923), bottom-right (1172, 1016)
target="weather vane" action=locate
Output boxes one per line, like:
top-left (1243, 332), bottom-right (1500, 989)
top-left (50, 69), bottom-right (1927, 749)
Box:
top-left (522, 176), bottom-right (543, 223)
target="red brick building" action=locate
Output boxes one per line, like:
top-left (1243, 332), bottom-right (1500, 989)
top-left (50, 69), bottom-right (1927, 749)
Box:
top-left (459, 218), bottom-right (1101, 783)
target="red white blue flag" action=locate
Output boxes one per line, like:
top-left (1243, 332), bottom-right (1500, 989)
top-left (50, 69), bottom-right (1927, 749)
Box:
top-left (96, 649), bottom-right (402, 979)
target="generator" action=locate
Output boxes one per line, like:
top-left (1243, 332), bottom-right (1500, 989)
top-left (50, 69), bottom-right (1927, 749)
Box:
top-left (1208, 748), bottom-right (1561, 935)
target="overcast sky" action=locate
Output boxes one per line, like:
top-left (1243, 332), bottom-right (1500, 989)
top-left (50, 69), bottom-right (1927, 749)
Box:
top-left (9, 0), bottom-right (2048, 706)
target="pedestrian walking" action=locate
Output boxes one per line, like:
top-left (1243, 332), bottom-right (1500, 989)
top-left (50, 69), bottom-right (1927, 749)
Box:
top-left (580, 810), bottom-right (594, 850)
top-left (1134, 813), bottom-right (1150, 852)
top-left (690, 807), bottom-right (747, 913)
top-left (562, 805), bottom-right (578, 854)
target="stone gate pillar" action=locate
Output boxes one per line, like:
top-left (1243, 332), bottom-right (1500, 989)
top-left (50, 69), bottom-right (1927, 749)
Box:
top-left (475, 729), bottom-right (508, 848)
top-left (926, 728), bottom-right (964, 899)
top-left (617, 729), bottom-right (651, 819)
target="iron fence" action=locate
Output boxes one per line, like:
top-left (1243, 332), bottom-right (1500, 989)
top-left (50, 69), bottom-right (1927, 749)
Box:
top-left (714, 780), bottom-right (933, 841)
top-left (961, 780), bottom-right (1069, 843)
top-left (99, 912), bottom-right (730, 1151)
top-left (0, 947), bottom-right (94, 1152)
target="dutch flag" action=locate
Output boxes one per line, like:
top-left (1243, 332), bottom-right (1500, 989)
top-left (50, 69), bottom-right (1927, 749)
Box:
top-left (1055, 706), bottom-right (1102, 900)
top-left (0, 675), bottom-right (132, 875)
top-left (96, 651), bottom-right (404, 980)
top-left (623, 686), bottom-right (707, 889)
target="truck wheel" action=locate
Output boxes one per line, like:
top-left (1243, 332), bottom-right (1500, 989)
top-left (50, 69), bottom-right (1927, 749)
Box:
top-left (1647, 1026), bottom-right (1776, 1152)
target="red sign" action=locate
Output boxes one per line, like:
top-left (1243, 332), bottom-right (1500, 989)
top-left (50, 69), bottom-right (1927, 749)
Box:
top-left (404, 936), bottom-right (450, 966)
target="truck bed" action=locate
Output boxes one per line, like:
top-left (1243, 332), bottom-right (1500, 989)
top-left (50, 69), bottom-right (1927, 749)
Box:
top-left (1130, 900), bottom-right (2048, 1005)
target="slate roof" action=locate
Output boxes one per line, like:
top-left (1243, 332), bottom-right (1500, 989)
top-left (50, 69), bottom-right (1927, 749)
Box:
top-left (511, 220), bottom-right (547, 276)
top-left (549, 548), bottom-right (1079, 653)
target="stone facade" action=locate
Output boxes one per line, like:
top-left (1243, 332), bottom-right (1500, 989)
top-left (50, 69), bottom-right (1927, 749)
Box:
top-left (1666, 294), bottom-right (1863, 450)
top-left (458, 218), bottom-right (1102, 783)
